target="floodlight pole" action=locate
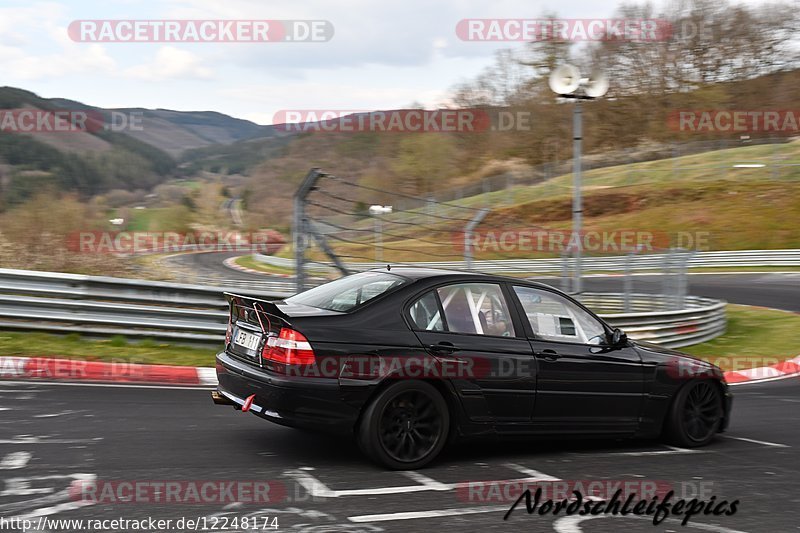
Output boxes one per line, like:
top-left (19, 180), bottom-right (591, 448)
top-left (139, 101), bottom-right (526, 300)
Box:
top-left (549, 64), bottom-right (606, 294)
top-left (572, 100), bottom-right (583, 294)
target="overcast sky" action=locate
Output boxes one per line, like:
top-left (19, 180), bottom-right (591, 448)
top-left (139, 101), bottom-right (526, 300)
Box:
top-left (0, 0), bottom-right (778, 125)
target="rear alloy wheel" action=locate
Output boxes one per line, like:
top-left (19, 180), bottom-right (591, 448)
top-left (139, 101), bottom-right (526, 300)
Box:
top-left (358, 381), bottom-right (449, 469)
top-left (665, 380), bottom-right (723, 447)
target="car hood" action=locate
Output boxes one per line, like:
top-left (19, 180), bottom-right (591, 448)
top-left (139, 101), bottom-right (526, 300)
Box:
top-left (633, 339), bottom-right (692, 358)
top-left (634, 339), bottom-right (721, 366)
top-left (633, 340), bottom-right (724, 379)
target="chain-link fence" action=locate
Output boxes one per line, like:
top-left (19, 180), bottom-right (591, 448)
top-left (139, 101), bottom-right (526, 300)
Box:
top-left (290, 136), bottom-right (798, 302)
top-left (393, 136), bottom-right (798, 210)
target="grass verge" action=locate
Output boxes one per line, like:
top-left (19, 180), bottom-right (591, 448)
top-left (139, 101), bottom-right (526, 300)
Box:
top-left (234, 255), bottom-right (295, 275)
top-left (0, 332), bottom-right (216, 368)
top-left (683, 304), bottom-right (800, 371)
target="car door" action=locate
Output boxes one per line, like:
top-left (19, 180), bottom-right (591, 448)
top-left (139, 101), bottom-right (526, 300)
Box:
top-left (510, 285), bottom-right (645, 434)
top-left (408, 282), bottom-right (536, 424)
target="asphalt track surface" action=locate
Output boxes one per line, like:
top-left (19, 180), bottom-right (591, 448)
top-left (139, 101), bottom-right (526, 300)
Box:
top-left (162, 252), bottom-right (273, 283)
top-left (0, 378), bottom-right (798, 533)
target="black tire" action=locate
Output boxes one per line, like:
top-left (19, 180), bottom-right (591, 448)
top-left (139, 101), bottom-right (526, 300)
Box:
top-left (358, 380), bottom-right (450, 470)
top-left (664, 379), bottom-right (723, 447)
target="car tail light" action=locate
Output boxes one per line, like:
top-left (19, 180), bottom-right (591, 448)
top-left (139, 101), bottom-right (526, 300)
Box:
top-left (262, 327), bottom-right (315, 366)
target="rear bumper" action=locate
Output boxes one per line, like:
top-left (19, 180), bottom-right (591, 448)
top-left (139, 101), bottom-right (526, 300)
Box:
top-left (214, 351), bottom-right (359, 433)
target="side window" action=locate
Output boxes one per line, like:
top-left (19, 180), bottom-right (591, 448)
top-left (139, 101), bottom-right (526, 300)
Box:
top-left (408, 291), bottom-right (444, 331)
top-left (437, 283), bottom-right (515, 337)
top-left (513, 286), bottom-right (606, 345)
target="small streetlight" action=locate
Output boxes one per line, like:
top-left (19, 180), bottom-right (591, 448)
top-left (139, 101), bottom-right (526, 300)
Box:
top-left (369, 205), bottom-right (393, 262)
top-left (549, 64), bottom-right (609, 294)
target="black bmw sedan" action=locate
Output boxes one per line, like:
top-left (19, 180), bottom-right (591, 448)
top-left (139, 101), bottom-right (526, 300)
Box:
top-left (212, 268), bottom-right (732, 469)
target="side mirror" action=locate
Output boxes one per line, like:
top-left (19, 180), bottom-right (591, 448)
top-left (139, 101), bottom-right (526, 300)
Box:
top-left (610, 328), bottom-right (627, 347)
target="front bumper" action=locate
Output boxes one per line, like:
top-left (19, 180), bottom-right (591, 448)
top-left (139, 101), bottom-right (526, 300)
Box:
top-left (214, 351), bottom-right (360, 433)
top-left (720, 384), bottom-right (733, 432)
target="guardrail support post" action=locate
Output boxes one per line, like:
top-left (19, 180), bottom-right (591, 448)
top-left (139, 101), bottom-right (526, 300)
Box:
top-left (560, 252), bottom-right (570, 292)
top-left (624, 252), bottom-right (634, 312)
top-left (464, 208), bottom-right (489, 270)
top-left (677, 250), bottom-right (694, 309)
top-left (294, 168), bottom-right (323, 293)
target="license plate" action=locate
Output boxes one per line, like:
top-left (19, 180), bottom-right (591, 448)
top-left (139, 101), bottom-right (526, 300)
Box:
top-left (234, 329), bottom-right (261, 351)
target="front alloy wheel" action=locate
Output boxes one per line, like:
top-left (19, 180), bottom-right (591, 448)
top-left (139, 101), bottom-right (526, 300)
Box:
top-left (666, 379), bottom-right (723, 447)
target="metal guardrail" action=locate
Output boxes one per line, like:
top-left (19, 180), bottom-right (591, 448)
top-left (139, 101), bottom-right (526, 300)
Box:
top-left (254, 249), bottom-right (800, 274)
top-left (0, 268), bottom-right (724, 348)
top-left (578, 293), bottom-right (727, 348)
top-left (0, 268), bottom-right (288, 343)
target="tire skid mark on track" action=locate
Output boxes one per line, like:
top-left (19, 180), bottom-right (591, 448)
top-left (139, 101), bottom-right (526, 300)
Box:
top-left (0, 436), bottom-right (102, 445)
top-left (0, 473), bottom-right (96, 515)
top-left (33, 410), bottom-right (82, 419)
top-left (0, 451), bottom-right (31, 469)
top-left (348, 505), bottom-right (510, 523)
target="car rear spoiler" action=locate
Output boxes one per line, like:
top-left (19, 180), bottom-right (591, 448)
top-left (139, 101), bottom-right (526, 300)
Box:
top-left (224, 292), bottom-right (292, 334)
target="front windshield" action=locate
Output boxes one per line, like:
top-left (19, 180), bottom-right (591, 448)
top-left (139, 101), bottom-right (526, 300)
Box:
top-left (286, 272), bottom-right (408, 312)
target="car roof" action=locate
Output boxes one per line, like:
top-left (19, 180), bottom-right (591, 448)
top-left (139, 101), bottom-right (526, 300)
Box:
top-left (367, 266), bottom-right (485, 279)
top-left (366, 266), bottom-right (551, 288)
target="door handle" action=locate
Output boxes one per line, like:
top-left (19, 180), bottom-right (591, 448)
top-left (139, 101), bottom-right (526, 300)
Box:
top-left (536, 349), bottom-right (560, 361)
top-left (428, 342), bottom-right (459, 354)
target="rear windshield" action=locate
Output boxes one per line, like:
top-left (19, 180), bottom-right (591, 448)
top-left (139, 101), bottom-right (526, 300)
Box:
top-left (286, 271), bottom-right (408, 312)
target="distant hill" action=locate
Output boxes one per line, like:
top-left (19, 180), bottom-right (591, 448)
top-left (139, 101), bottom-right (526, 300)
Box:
top-left (5, 88), bottom-right (271, 156)
top-left (108, 108), bottom-right (270, 157)
top-left (0, 87), bottom-right (278, 207)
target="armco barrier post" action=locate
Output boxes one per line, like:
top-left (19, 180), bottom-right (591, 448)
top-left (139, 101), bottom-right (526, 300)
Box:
top-left (293, 168), bottom-right (323, 293)
top-left (624, 252), bottom-right (634, 312)
top-left (464, 208), bottom-right (489, 270)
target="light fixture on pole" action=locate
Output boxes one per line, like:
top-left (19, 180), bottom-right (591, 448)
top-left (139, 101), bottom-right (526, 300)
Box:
top-left (369, 205), bottom-right (393, 262)
top-left (548, 64), bottom-right (609, 294)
